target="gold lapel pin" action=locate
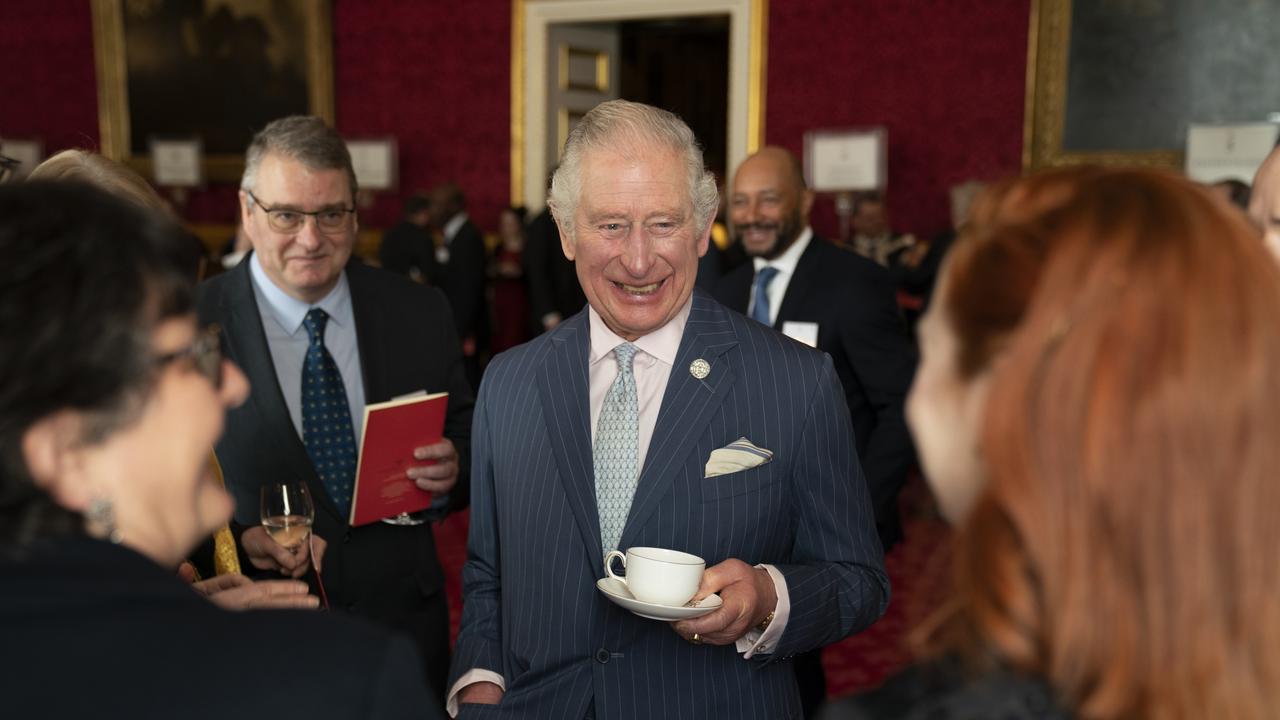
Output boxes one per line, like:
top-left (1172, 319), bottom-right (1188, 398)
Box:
top-left (689, 358), bottom-right (710, 379)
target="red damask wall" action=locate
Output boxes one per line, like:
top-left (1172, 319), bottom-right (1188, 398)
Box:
top-left (3, 2), bottom-right (100, 153)
top-left (767, 1), bottom-right (1032, 238)
top-left (1, 0), bottom-right (511, 230)
top-left (2, 1), bottom-right (1029, 238)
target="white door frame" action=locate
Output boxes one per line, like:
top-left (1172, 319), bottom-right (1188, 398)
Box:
top-left (511, 0), bottom-right (768, 207)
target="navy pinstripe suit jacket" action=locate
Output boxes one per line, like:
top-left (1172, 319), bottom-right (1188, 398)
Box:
top-left (451, 290), bottom-right (888, 719)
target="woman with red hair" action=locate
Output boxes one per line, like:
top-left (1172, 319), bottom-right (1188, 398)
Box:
top-left (826, 167), bottom-right (1280, 719)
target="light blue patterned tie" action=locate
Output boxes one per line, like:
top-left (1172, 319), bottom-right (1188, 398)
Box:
top-left (751, 266), bottom-right (780, 326)
top-left (594, 342), bottom-right (639, 556)
top-left (301, 308), bottom-right (358, 519)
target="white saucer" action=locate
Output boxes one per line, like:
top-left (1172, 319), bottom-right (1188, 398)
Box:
top-left (596, 577), bottom-right (722, 621)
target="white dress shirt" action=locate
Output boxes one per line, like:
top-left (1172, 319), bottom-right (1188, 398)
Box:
top-left (443, 212), bottom-right (468, 245)
top-left (746, 227), bottom-right (813, 326)
top-left (447, 296), bottom-right (791, 716)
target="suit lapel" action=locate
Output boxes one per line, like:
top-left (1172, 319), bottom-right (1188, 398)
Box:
top-left (346, 265), bottom-right (385, 402)
top-left (619, 292), bottom-right (738, 551)
top-left (774, 236), bottom-right (823, 327)
top-left (217, 261), bottom-right (346, 523)
top-left (533, 312), bottom-right (604, 575)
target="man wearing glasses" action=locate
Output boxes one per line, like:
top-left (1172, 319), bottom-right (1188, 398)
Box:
top-left (196, 115), bottom-right (474, 701)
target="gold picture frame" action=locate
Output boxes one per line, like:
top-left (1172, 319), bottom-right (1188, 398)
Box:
top-left (91, 0), bottom-right (334, 183)
top-left (1022, 0), bottom-right (1179, 171)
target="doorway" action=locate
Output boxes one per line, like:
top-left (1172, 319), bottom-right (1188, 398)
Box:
top-left (619, 16), bottom-right (730, 181)
top-left (512, 0), bottom-right (766, 208)
top-left (544, 16), bottom-right (729, 181)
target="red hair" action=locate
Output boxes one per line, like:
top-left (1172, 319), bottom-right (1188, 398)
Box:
top-left (919, 167), bottom-right (1280, 719)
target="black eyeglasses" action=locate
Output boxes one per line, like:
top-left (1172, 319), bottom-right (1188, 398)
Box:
top-left (245, 190), bottom-right (356, 234)
top-left (153, 324), bottom-right (224, 389)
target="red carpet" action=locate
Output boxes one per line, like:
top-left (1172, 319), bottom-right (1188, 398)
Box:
top-left (433, 478), bottom-right (952, 702)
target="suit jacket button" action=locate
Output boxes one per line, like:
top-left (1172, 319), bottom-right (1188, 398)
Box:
top-left (594, 648), bottom-right (610, 664)
top-left (343, 532), bottom-right (352, 543)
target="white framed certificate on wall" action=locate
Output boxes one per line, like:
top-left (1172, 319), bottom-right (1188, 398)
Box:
top-left (804, 127), bottom-right (886, 192)
top-left (1185, 122), bottom-right (1279, 184)
top-left (347, 138), bottom-right (398, 191)
top-left (150, 138), bottom-right (203, 187)
top-left (1, 139), bottom-right (43, 180)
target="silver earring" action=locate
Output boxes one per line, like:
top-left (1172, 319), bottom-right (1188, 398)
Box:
top-left (86, 497), bottom-right (122, 544)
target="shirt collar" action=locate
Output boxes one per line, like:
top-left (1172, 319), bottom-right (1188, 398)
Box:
top-left (443, 213), bottom-right (468, 242)
top-left (588, 295), bottom-right (692, 368)
top-left (752, 226), bottom-right (812, 276)
top-left (249, 252), bottom-right (353, 335)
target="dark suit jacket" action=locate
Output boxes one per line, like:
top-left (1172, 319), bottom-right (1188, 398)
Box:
top-left (714, 236), bottom-right (916, 548)
top-left (817, 659), bottom-right (1069, 720)
top-left (379, 219), bottom-right (433, 278)
top-left (0, 538), bottom-right (442, 719)
top-left (450, 291), bottom-right (888, 719)
top-left (522, 207), bottom-right (585, 334)
top-left (196, 257), bottom-right (474, 697)
top-left (428, 217), bottom-right (490, 350)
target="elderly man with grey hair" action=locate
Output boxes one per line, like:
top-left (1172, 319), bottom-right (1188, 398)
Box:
top-left (196, 115), bottom-right (474, 702)
top-left (448, 100), bottom-right (887, 719)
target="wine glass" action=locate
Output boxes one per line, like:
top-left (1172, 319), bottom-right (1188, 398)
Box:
top-left (260, 483), bottom-right (314, 554)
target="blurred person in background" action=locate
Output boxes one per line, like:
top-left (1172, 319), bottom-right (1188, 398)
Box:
top-left (428, 181), bottom-right (490, 387)
top-left (380, 192), bottom-right (433, 281)
top-left (489, 205), bottom-right (529, 353)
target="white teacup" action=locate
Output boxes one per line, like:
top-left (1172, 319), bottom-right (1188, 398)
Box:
top-left (604, 547), bottom-right (705, 606)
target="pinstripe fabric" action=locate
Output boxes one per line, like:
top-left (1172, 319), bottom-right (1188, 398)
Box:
top-left (451, 290), bottom-right (888, 720)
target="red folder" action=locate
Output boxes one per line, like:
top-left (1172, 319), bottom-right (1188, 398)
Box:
top-left (349, 391), bottom-right (448, 526)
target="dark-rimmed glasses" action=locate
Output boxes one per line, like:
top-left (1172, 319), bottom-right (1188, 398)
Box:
top-left (245, 190), bottom-right (356, 233)
top-left (154, 324), bottom-right (224, 389)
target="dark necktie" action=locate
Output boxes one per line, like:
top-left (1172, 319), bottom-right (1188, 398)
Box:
top-left (751, 266), bottom-right (780, 326)
top-left (301, 308), bottom-right (358, 519)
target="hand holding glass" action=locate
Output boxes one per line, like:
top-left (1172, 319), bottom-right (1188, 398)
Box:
top-left (260, 483), bottom-right (314, 554)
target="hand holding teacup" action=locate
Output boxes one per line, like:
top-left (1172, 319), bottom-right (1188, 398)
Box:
top-left (604, 547), bottom-right (705, 606)
top-left (671, 558), bottom-right (778, 646)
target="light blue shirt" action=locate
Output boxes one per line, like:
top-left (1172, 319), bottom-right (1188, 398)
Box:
top-left (249, 253), bottom-right (367, 446)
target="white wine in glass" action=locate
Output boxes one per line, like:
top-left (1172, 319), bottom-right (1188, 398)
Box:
top-left (260, 483), bottom-right (315, 553)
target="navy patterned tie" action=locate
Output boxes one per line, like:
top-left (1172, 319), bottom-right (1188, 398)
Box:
top-left (594, 343), bottom-right (639, 556)
top-left (301, 308), bottom-right (358, 519)
top-left (751, 266), bottom-right (780, 326)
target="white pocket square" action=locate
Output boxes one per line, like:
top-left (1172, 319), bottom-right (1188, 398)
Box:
top-left (704, 437), bottom-right (774, 478)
